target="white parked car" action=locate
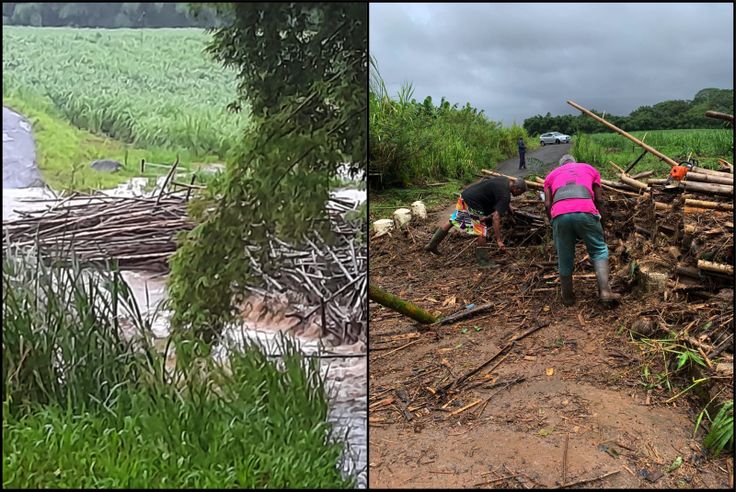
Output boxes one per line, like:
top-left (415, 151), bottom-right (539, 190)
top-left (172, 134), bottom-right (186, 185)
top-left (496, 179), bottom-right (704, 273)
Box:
top-left (539, 132), bottom-right (571, 145)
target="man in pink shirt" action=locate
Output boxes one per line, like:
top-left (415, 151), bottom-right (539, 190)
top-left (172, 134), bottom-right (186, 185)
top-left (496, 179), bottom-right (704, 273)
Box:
top-left (543, 154), bottom-right (620, 305)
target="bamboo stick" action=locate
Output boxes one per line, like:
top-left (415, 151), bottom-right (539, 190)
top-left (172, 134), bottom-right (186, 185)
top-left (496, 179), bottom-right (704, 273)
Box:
top-left (567, 100), bottom-right (680, 167)
top-left (482, 169), bottom-right (543, 190)
top-left (647, 179), bottom-right (733, 195)
top-left (368, 284), bottom-right (437, 324)
top-left (630, 170), bottom-right (654, 180)
top-left (620, 174), bottom-right (649, 190)
top-left (704, 110), bottom-right (734, 122)
top-left (601, 179), bottom-right (638, 191)
top-left (684, 199), bottom-right (733, 211)
top-left (684, 171), bottom-right (734, 186)
top-left (697, 260), bottom-right (734, 275)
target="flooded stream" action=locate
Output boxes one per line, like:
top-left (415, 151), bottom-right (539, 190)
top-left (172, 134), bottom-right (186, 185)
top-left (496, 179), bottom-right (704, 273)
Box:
top-left (3, 184), bottom-right (367, 487)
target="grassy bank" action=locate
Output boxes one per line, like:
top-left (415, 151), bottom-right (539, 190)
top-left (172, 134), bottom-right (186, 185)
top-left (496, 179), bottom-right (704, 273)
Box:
top-left (572, 128), bottom-right (733, 180)
top-left (2, 250), bottom-right (351, 488)
top-left (4, 94), bottom-right (223, 191)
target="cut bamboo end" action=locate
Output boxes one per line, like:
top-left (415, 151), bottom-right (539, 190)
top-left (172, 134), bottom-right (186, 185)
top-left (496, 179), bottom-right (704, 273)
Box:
top-left (697, 260), bottom-right (734, 275)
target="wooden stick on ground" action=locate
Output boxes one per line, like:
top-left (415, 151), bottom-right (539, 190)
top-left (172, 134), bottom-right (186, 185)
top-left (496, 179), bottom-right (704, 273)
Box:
top-left (562, 433), bottom-right (569, 485)
top-left (441, 320), bottom-right (550, 392)
top-left (433, 302), bottom-right (496, 326)
top-left (372, 339), bottom-right (420, 360)
top-left (447, 398), bottom-right (483, 417)
top-left (559, 470), bottom-right (620, 489)
top-left (697, 260), bottom-right (734, 275)
top-left (449, 237), bottom-right (477, 263)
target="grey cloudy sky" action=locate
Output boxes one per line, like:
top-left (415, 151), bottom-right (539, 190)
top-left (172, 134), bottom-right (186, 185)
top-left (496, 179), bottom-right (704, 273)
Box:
top-left (370, 3), bottom-right (734, 126)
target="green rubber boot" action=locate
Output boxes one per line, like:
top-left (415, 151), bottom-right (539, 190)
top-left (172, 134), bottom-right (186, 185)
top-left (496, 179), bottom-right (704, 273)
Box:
top-left (560, 275), bottom-right (576, 306)
top-left (593, 259), bottom-right (621, 303)
top-left (424, 227), bottom-right (449, 255)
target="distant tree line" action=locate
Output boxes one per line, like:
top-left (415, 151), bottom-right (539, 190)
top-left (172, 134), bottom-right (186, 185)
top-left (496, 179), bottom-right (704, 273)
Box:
top-left (2, 3), bottom-right (223, 28)
top-left (523, 88), bottom-right (734, 136)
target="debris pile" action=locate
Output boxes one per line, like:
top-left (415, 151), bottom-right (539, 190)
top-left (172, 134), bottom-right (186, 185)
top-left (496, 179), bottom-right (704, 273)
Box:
top-left (3, 181), bottom-right (367, 345)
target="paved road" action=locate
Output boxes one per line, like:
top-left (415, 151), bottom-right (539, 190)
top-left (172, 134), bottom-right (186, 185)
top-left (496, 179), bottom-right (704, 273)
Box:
top-left (496, 141), bottom-right (572, 178)
top-left (3, 106), bottom-right (43, 188)
top-left (435, 142), bottom-right (572, 224)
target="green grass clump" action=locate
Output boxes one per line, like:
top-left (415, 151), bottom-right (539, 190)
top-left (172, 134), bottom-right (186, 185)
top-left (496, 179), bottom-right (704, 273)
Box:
top-left (3, 27), bottom-right (248, 157)
top-left (703, 399), bottom-right (734, 457)
top-left (571, 129), bottom-right (733, 180)
top-left (2, 248), bottom-right (351, 488)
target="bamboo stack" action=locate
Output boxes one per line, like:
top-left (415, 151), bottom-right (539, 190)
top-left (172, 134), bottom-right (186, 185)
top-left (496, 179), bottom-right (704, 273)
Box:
top-left (3, 185), bottom-right (367, 345)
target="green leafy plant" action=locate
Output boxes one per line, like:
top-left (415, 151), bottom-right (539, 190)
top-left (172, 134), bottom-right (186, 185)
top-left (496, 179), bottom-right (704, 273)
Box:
top-left (703, 400), bottom-right (733, 457)
top-left (168, 3), bottom-right (367, 340)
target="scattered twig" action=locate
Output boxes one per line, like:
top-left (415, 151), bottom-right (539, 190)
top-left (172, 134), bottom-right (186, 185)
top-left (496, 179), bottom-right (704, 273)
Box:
top-left (558, 469), bottom-right (620, 488)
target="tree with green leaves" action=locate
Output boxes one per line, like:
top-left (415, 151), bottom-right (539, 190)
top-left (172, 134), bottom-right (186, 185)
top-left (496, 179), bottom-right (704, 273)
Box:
top-left (167, 3), bottom-right (367, 341)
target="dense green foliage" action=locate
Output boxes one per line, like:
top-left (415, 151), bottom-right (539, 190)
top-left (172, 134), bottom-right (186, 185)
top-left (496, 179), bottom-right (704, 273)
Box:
top-left (167, 3), bottom-right (367, 339)
top-left (524, 89), bottom-right (734, 136)
top-left (2, 2), bottom-right (222, 28)
top-left (369, 58), bottom-right (532, 188)
top-left (3, 26), bottom-right (247, 157)
top-left (571, 128), bottom-right (733, 179)
top-left (2, 250), bottom-right (350, 488)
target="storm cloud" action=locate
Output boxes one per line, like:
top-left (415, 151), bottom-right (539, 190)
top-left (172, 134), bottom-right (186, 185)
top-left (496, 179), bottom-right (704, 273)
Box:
top-left (370, 3), bottom-right (734, 126)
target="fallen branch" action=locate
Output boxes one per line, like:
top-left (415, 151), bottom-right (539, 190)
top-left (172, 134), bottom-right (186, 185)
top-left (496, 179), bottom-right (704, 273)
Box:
top-left (697, 260), bottom-right (733, 275)
top-left (448, 398), bottom-right (483, 417)
top-left (433, 302), bottom-right (497, 326)
top-left (559, 470), bottom-right (620, 488)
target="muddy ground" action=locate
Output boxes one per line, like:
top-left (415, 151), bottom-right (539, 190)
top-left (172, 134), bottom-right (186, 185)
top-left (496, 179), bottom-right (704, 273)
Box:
top-left (368, 201), bottom-right (732, 489)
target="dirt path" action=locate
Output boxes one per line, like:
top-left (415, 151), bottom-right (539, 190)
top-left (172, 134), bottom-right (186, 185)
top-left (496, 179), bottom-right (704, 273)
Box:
top-left (3, 106), bottom-right (43, 189)
top-left (435, 143), bottom-right (571, 226)
top-left (369, 206), bottom-right (731, 489)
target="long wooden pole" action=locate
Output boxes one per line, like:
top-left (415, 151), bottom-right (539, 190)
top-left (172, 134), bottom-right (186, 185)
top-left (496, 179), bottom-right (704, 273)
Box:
top-left (567, 100), bottom-right (681, 167)
top-left (705, 110), bottom-right (734, 122)
top-left (369, 283), bottom-right (437, 324)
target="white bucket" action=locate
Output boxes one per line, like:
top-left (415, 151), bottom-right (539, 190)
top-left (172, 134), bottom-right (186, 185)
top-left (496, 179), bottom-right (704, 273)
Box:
top-left (372, 219), bottom-right (394, 237)
top-left (411, 200), bottom-right (427, 220)
top-left (393, 208), bottom-right (412, 229)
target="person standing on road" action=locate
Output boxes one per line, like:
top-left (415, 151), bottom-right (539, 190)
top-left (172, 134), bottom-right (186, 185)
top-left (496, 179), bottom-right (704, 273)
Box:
top-left (543, 154), bottom-right (620, 306)
top-left (424, 176), bottom-right (527, 266)
top-left (518, 137), bottom-right (527, 170)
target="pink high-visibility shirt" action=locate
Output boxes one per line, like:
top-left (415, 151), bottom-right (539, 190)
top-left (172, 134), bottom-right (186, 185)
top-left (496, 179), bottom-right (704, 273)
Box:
top-left (543, 162), bottom-right (601, 219)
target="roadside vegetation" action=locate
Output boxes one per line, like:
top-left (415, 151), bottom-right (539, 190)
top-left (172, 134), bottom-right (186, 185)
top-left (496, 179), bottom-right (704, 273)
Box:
top-left (369, 58), bottom-right (534, 191)
top-left (3, 4), bottom-right (364, 488)
top-left (2, 250), bottom-right (350, 488)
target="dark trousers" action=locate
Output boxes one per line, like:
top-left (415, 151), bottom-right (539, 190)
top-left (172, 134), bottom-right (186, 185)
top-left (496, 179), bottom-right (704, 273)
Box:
top-left (519, 152), bottom-right (526, 169)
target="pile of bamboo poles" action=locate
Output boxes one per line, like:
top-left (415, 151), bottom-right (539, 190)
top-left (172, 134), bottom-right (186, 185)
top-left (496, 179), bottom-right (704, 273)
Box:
top-left (3, 194), bottom-right (193, 272)
top-left (246, 198), bottom-right (367, 344)
top-left (3, 179), bottom-right (367, 344)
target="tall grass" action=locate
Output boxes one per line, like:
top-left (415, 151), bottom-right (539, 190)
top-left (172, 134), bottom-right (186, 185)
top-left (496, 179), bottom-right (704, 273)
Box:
top-left (2, 247), bottom-right (351, 488)
top-left (572, 129), bottom-right (733, 179)
top-left (370, 56), bottom-right (530, 188)
top-left (3, 26), bottom-right (248, 157)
